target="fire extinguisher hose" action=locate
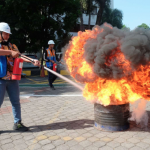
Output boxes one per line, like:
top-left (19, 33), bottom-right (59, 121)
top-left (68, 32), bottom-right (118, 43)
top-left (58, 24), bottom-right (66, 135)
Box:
top-left (20, 54), bottom-right (83, 90)
top-left (19, 54), bottom-right (35, 63)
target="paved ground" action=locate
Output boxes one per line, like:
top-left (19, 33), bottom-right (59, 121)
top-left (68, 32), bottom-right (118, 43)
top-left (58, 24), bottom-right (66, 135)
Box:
top-left (1, 77), bottom-right (150, 150)
top-left (19, 75), bottom-right (74, 87)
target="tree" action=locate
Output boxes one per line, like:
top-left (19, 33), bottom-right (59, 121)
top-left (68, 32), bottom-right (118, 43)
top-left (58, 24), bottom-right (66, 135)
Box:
top-left (80, 0), bottom-right (96, 30)
top-left (94, 0), bottom-right (110, 25)
top-left (122, 25), bottom-right (130, 30)
top-left (138, 23), bottom-right (149, 29)
top-left (101, 8), bottom-right (123, 29)
top-left (79, 0), bottom-right (89, 31)
top-left (86, 0), bottom-right (95, 29)
top-left (0, 0), bottom-right (80, 53)
top-left (87, 0), bottom-right (92, 29)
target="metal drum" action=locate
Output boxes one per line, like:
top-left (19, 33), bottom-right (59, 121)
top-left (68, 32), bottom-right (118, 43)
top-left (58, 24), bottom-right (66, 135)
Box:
top-left (94, 103), bottom-right (130, 131)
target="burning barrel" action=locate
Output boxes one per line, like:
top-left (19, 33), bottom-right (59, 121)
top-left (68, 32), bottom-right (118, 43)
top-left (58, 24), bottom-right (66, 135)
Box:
top-left (94, 103), bottom-right (130, 131)
top-left (64, 23), bottom-right (150, 131)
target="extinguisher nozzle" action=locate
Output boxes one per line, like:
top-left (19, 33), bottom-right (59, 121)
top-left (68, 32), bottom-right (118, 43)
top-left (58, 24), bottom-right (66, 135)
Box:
top-left (20, 54), bottom-right (35, 63)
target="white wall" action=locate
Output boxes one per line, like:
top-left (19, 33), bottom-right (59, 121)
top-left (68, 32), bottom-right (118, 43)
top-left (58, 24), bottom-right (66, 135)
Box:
top-left (82, 14), bottom-right (97, 25)
top-left (69, 32), bottom-right (78, 36)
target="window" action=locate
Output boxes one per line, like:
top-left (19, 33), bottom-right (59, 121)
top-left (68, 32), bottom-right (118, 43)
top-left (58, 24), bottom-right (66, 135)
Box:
top-left (91, 7), bottom-right (97, 15)
top-left (83, 7), bottom-right (97, 15)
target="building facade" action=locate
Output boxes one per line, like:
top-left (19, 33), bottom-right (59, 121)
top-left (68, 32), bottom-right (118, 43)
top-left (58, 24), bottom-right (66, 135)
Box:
top-left (69, 0), bottom-right (114, 36)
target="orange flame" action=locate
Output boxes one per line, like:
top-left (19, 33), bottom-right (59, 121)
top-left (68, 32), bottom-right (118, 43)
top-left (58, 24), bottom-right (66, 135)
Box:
top-left (64, 26), bottom-right (150, 106)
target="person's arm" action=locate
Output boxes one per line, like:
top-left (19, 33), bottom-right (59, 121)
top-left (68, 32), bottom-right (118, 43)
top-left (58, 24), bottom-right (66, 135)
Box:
top-left (21, 55), bottom-right (40, 66)
top-left (43, 50), bottom-right (49, 62)
top-left (59, 60), bottom-right (64, 65)
top-left (0, 49), bottom-right (20, 58)
top-left (0, 49), bottom-right (11, 55)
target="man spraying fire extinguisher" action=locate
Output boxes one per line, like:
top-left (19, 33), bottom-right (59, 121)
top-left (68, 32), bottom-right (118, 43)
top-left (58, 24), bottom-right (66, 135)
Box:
top-left (0, 22), bottom-right (40, 132)
top-left (43, 40), bottom-right (58, 90)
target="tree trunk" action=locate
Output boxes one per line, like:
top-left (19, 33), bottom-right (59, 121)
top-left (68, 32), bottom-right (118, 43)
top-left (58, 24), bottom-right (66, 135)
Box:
top-left (88, 0), bottom-right (91, 29)
top-left (80, 6), bottom-right (84, 31)
top-left (96, 5), bottom-right (104, 25)
top-left (96, 0), bottom-right (106, 25)
top-left (88, 11), bottom-right (91, 29)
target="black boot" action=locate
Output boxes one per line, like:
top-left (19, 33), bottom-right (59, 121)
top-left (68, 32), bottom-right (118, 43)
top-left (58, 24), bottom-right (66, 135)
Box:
top-left (13, 121), bottom-right (29, 132)
top-left (50, 85), bottom-right (56, 90)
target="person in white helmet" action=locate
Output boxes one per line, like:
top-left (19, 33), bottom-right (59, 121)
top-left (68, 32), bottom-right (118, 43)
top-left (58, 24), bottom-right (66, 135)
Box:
top-left (43, 40), bottom-right (57, 90)
top-left (0, 22), bottom-right (40, 132)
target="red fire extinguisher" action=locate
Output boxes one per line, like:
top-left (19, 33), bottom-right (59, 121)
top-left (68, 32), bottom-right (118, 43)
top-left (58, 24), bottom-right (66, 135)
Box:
top-left (53, 63), bottom-right (57, 72)
top-left (12, 58), bottom-right (24, 80)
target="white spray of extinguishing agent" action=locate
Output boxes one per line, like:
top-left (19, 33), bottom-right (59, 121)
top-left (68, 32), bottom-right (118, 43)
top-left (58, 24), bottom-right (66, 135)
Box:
top-left (44, 66), bottom-right (84, 91)
top-left (14, 54), bottom-right (83, 91)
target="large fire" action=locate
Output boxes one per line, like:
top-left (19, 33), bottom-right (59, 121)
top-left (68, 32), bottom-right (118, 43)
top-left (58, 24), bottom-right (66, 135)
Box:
top-left (64, 23), bottom-right (150, 106)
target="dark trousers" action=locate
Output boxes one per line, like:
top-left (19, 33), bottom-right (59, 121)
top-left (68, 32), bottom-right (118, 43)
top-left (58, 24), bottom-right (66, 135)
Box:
top-left (48, 66), bottom-right (57, 87)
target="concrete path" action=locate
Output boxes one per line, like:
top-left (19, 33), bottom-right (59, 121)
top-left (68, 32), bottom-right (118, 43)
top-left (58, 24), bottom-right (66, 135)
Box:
top-left (0, 85), bottom-right (150, 150)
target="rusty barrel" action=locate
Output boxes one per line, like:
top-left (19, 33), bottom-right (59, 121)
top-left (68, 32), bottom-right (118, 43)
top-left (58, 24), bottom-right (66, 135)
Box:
top-left (94, 103), bottom-right (130, 131)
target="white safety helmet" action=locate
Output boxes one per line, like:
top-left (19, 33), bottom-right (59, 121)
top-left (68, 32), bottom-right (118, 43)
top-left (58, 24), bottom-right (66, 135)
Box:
top-left (0, 22), bottom-right (12, 34)
top-left (48, 40), bottom-right (55, 45)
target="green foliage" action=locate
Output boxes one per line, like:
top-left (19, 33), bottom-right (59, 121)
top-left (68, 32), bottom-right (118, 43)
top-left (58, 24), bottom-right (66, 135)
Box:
top-left (94, 0), bottom-right (111, 25)
top-left (101, 7), bottom-right (123, 29)
top-left (138, 23), bottom-right (150, 29)
top-left (122, 24), bottom-right (130, 30)
top-left (80, 0), bottom-right (88, 9)
top-left (94, 0), bottom-right (110, 8)
top-left (0, 0), bottom-right (80, 53)
top-left (82, 0), bottom-right (95, 14)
